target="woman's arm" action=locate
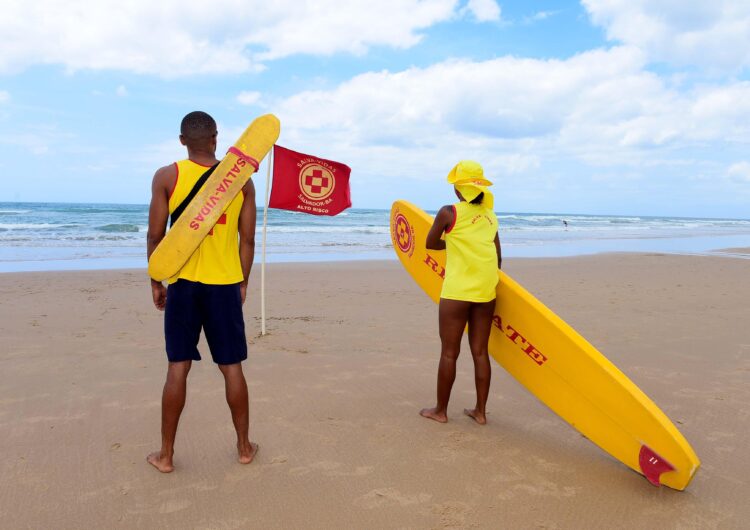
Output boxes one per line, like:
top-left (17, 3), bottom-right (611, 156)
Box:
top-left (426, 205), bottom-right (455, 250)
top-left (494, 232), bottom-right (502, 270)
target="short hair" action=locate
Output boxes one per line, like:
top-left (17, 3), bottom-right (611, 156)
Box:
top-left (180, 111), bottom-right (217, 139)
top-left (470, 192), bottom-right (484, 205)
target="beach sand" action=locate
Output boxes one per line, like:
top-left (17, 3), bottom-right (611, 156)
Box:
top-left (1, 254), bottom-right (748, 529)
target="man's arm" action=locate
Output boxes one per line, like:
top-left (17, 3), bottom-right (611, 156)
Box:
top-left (494, 232), bottom-right (502, 270)
top-left (146, 164), bottom-right (176, 310)
top-left (238, 180), bottom-right (257, 304)
top-left (425, 205), bottom-right (454, 251)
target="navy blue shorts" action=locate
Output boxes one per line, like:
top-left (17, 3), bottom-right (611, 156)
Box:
top-left (164, 280), bottom-right (247, 365)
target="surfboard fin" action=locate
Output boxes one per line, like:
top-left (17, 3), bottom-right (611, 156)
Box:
top-left (639, 445), bottom-right (675, 486)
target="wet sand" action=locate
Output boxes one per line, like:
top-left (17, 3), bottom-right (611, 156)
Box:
top-left (717, 247), bottom-right (750, 256)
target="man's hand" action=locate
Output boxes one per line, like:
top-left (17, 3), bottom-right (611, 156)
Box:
top-left (240, 282), bottom-right (248, 305)
top-left (151, 279), bottom-right (167, 310)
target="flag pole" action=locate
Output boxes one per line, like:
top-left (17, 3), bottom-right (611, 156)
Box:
top-left (261, 147), bottom-right (273, 336)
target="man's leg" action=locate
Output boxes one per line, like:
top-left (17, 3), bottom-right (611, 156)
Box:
top-left (420, 298), bottom-right (471, 423)
top-left (218, 362), bottom-right (258, 464)
top-left (464, 300), bottom-right (495, 425)
top-left (147, 360), bottom-right (192, 473)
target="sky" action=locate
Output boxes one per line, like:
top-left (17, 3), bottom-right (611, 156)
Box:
top-left (0, 0), bottom-right (749, 218)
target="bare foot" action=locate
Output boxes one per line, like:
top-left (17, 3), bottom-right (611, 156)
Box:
top-left (464, 408), bottom-right (487, 425)
top-left (147, 451), bottom-right (174, 473)
top-left (238, 441), bottom-right (259, 464)
top-left (419, 407), bottom-right (448, 423)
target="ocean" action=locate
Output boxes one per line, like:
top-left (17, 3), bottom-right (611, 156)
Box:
top-left (1, 202), bottom-right (749, 273)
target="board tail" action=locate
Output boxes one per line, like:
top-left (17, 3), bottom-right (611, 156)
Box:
top-left (639, 445), bottom-right (675, 486)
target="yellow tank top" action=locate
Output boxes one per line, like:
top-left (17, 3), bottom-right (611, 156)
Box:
top-left (167, 159), bottom-right (245, 285)
top-left (440, 201), bottom-right (499, 302)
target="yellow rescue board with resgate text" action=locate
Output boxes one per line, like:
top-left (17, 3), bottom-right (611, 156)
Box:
top-left (148, 114), bottom-right (280, 281)
top-left (390, 199), bottom-right (699, 490)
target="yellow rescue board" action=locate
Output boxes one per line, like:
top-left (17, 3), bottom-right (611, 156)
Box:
top-left (148, 114), bottom-right (280, 281)
top-left (391, 200), bottom-right (699, 490)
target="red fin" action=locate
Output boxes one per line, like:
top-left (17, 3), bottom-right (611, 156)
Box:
top-left (639, 445), bottom-right (674, 486)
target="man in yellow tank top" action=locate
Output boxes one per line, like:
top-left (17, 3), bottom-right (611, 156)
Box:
top-left (146, 111), bottom-right (258, 472)
top-left (420, 161), bottom-right (502, 426)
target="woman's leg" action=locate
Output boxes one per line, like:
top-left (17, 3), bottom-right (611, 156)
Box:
top-left (420, 298), bottom-right (471, 423)
top-left (465, 299), bottom-right (495, 425)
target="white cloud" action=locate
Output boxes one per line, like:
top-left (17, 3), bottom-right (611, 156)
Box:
top-left (0, 124), bottom-right (75, 156)
top-left (237, 91), bottom-right (262, 106)
top-left (522, 10), bottom-right (559, 24)
top-left (133, 137), bottom-right (187, 172)
top-left (0, 0), bottom-right (460, 76)
top-left (268, 46), bottom-right (750, 192)
top-left (727, 162), bottom-right (750, 182)
top-left (251, 1), bottom-right (458, 61)
top-left (463, 0), bottom-right (501, 22)
top-left (582, 0), bottom-right (750, 72)
top-left (276, 47), bottom-right (647, 144)
top-left (115, 85), bottom-right (128, 97)
top-left (0, 90), bottom-right (9, 103)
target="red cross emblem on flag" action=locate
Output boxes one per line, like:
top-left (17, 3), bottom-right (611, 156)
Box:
top-left (300, 164), bottom-right (335, 201)
top-left (305, 169), bottom-right (329, 194)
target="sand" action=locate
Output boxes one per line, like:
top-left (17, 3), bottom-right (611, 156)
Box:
top-left (1, 254), bottom-right (749, 529)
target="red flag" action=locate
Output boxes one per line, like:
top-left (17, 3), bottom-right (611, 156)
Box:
top-left (269, 145), bottom-right (351, 216)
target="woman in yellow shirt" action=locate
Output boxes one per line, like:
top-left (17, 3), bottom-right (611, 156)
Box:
top-left (421, 161), bottom-right (502, 425)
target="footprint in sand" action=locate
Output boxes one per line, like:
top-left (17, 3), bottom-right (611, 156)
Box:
top-left (431, 501), bottom-right (474, 528)
top-left (158, 499), bottom-right (191, 514)
top-left (354, 488), bottom-right (432, 509)
top-left (289, 461), bottom-right (374, 477)
top-left (706, 431), bottom-right (735, 442)
top-left (496, 480), bottom-right (579, 501)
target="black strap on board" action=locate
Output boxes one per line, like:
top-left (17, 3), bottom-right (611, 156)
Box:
top-left (169, 163), bottom-right (219, 227)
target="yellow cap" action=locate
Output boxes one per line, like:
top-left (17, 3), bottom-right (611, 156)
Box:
top-left (447, 160), bottom-right (494, 209)
top-left (446, 160), bottom-right (492, 186)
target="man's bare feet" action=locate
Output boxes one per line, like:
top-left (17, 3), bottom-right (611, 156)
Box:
top-left (147, 451), bottom-right (174, 473)
top-left (464, 408), bottom-right (487, 425)
top-left (238, 441), bottom-right (259, 464)
top-left (419, 407), bottom-right (448, 423)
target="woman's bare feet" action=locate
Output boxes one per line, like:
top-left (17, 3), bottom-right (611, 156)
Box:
top-left (419, 407), bottom-right (448, 423)
top-left (238, 441), bottom-right (259, 464)
top-left (463, 408), bottom-right (487, 425)
top-left (147, 451), bottom-right (174, 473)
